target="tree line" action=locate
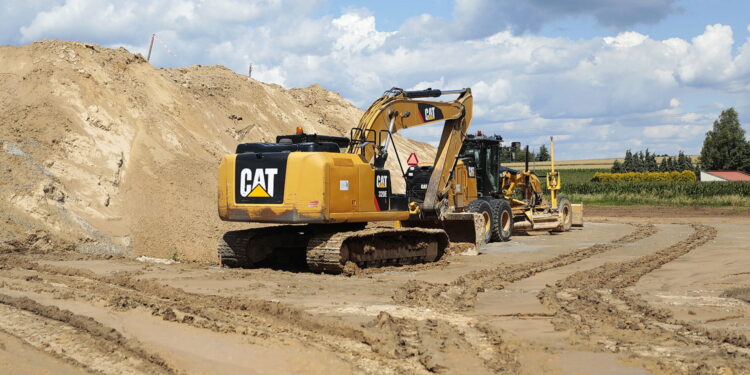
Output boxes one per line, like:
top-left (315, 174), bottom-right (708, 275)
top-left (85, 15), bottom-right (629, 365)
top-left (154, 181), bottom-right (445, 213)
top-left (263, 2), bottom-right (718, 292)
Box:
top-left (610, 107), bottom-right (750, 174)
top-left (500, 145), bottom-right (550, 163)
top-left (610, 150), bottom-right (696, 173)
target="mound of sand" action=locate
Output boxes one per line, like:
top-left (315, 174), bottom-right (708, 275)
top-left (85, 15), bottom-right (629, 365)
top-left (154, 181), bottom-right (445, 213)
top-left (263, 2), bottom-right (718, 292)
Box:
top-left (0, 40), bottom-right (435, 262)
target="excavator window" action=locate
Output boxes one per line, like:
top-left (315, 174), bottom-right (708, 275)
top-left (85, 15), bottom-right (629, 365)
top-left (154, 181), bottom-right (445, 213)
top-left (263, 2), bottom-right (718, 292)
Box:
top-left (486, 146), bottom-right (499, 193)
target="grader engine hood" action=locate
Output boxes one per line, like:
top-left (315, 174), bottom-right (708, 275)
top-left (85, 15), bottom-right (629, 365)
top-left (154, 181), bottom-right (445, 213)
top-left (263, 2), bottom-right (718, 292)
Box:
top-left (234, 153), bottom-right (288, 204)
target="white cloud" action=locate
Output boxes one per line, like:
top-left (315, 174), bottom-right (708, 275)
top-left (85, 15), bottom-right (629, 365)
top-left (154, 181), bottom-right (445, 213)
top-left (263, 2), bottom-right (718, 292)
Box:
top-left (643, 125), bottom-right (708, 139)
top-left (408, 77), bottom-right (445, 91)
top-left (675, 24), bottom-right (735, 87)
top-left (603, 31), bottom-right (648, 48)
top-left (3, 1), bottom-right (749, 160)
top-left (253, 65), bottom-right (287, 86)
top-left (331, 13), bottom-right (393, 54)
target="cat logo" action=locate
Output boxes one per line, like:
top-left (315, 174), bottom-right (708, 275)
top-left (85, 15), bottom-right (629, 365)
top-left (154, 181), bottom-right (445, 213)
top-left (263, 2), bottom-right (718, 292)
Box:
top-left (239, 168), bottom-right (278, 198)
top-left (417, 103), bottom-right (443, 122)
top-left (376, 174), bottom-right (388, 188)
top-left (423, 106), bottom-right (436, 121)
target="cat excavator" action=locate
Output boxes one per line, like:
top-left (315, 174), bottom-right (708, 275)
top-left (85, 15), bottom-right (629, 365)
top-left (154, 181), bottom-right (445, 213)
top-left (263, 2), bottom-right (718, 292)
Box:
top-left (216, 87), bottom-right (492, 273)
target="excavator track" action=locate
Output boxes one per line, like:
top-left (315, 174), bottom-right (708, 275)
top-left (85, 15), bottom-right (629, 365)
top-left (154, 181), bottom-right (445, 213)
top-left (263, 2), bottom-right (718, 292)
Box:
top-left (218, 226), bottom-right (309, 268)
top-left (306, 227), bottom-right (449, 274)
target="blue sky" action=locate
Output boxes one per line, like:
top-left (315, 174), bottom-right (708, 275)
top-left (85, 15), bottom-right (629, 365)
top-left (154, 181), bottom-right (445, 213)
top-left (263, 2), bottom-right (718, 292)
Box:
top-left (2, 0), bottom-right (749, 160)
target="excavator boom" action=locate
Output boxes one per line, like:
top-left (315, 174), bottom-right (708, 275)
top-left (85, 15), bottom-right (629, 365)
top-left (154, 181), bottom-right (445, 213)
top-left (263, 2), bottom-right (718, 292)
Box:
top-left (348, 88), bottom-right (473, 215)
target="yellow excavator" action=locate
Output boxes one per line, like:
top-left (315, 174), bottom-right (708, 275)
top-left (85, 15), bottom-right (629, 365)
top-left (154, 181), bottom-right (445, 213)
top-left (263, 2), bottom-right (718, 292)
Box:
top-left (217, 87), bottom-right (489, 273)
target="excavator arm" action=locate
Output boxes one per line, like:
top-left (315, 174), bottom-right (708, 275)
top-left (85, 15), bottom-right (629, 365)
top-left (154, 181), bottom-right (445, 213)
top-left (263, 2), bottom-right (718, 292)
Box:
top-left (347, 87), bottom-right (473, 214)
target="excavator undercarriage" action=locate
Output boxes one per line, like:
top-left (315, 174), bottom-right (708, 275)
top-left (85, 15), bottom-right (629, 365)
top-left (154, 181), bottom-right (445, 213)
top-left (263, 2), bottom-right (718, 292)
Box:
top-left (218, 225), bottom-right (448, 273)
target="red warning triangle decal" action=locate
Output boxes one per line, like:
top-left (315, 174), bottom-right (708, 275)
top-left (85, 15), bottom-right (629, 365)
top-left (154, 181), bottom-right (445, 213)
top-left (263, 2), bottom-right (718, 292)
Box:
top-left (407, 153), bottom-right (419, 166)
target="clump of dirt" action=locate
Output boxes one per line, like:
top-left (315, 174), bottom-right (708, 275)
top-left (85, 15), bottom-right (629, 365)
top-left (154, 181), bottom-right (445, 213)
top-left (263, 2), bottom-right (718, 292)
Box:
top-left (363, 311), bottom-right (519, 374)
top-left (0, 40), bottom-right (435, 262)
top-left (341, 261), bottom-right (362, 276)
top-left (722, 287), bottom-right (750, 303)
top-left (444, 242), bottom-right (476, 255)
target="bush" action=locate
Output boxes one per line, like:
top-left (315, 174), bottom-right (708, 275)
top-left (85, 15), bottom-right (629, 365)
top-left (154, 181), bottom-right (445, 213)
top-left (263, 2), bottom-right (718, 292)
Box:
top-left (564, 181), bottom-right (750, 197)
top-left (592, 170), bottom-right (697, 182)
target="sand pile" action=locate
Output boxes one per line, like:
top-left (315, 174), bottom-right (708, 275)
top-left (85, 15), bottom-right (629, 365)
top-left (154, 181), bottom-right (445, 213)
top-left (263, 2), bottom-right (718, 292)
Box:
top-left (0, 40), bottom-right (435, 262)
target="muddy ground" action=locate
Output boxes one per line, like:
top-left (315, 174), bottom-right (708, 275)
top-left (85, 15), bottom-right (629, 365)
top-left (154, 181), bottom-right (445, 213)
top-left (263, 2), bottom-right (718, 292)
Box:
top-left (1, 206), bottom-right (749, 375)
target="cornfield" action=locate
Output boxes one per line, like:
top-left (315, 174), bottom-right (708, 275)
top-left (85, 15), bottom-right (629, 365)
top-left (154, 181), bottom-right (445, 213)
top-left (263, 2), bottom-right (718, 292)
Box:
top-left (591, 170), bottom-right (696, 182)
top-left (563, 181), bottom-right (750, 197)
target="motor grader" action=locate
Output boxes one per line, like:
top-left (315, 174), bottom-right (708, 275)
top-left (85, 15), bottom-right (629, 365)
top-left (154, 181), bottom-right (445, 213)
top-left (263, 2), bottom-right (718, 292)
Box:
top-left (404, 131), bottom-right (582, 241)
top-left (217, 87), bottom-right (499, 273)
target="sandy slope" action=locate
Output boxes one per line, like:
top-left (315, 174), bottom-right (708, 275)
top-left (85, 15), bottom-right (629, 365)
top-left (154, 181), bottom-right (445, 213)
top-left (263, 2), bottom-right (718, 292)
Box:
top-left (0, 40), bottom-right (435, 262)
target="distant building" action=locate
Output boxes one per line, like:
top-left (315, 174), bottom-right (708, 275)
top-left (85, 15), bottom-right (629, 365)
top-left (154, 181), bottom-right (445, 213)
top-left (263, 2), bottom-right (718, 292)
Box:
top-left (700, 171), bottom-right (750, 182)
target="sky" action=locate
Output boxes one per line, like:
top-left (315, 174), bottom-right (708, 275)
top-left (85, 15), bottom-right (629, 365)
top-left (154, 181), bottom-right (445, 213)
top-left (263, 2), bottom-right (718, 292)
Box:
top-left (2, 0), bottom-right (750, 160)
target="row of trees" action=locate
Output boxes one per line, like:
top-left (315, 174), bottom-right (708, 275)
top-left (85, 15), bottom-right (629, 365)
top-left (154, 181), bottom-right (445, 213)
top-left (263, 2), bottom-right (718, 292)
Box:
top-left (499, 145), bottom-right (550, 163)
top-left (610, 150), bottom-right (696, 173)
top-left (608, 108), bottom-right (750, 175)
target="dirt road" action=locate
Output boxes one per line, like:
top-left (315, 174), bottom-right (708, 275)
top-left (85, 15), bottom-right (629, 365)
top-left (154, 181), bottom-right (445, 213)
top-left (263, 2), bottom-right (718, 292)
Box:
top-left (1, 208), bottom-right (748, 374)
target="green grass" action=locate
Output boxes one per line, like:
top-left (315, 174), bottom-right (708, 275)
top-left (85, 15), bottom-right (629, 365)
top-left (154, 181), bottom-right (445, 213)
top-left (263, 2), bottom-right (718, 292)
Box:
top-left (558, 181), bottom-right (750, 207)
top-left (564, 193), bottom-right (750, 207)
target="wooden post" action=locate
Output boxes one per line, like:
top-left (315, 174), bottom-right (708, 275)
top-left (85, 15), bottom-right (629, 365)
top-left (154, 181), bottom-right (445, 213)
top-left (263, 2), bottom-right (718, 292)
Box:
top-left (147, 34), bottom-right (155, 62)
top-left (248, 63), bottom-right (252, 77)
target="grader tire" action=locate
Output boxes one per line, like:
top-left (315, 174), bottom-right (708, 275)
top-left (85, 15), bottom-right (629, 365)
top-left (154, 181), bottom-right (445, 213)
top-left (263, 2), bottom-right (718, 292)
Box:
top-left (490, 199), bottom-right (513, 242)
top-left (554, 196), bottom-right (573, 232)
top-left (466, 200), bottom-right (493, 245)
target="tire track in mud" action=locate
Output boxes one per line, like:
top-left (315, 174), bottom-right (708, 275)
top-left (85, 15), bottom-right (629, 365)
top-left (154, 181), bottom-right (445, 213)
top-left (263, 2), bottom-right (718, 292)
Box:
top-left (392, 224), bottom-right (658, 313)
top-left (0, 293), bottom-right (175, 375)
top-left (0, 256), bottom-right (518, 374)
top-left (539, 224), bottom-right (750, 374)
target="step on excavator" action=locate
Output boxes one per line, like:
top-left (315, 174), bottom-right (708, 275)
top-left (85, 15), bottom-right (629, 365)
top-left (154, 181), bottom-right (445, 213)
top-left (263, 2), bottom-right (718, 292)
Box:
top-left (405, 132), bottom-right (583, 239)
top-left (217, 87), bottom-right (493, 273)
